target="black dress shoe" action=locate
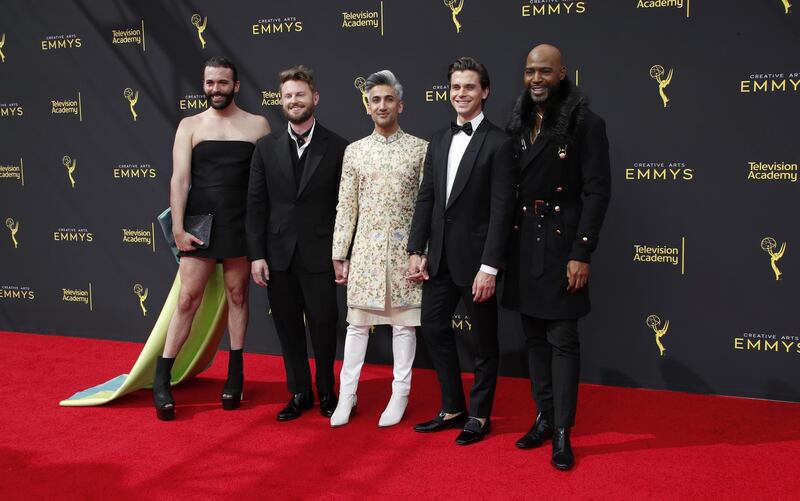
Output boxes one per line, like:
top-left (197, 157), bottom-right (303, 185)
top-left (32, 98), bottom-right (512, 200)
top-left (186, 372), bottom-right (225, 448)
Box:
top-left (277, 390), bottom-right (314, 421)
top-left (413, 411), bottom-right (468, 433)
top-left (455, 417), bottom-right (491, 446)
top-left (319, 392), bottom-right (338, 417)
top-left (551, 427), bottom-right (574, 470)
top-left (516, 411), bottom-right (554, 449)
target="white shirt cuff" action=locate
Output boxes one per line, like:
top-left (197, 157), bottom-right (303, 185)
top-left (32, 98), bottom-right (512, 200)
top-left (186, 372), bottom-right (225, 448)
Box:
top-left (479, 265), bottom-right (498, 276)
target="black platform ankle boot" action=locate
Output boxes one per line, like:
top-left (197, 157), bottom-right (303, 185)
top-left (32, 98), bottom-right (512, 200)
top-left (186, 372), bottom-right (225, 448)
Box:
top-left (153, 356), bottom-right (175, 421)
top-left (551, 427), bottom-right (574, 471)
top-left (221, 349), bottom-right (244, 410)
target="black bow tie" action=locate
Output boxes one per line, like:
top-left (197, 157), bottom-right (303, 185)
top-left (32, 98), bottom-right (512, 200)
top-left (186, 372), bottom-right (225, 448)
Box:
top-left (291, 127), bottom-right (311, 147)
top-left (451, 121), bottom-right (473, 136)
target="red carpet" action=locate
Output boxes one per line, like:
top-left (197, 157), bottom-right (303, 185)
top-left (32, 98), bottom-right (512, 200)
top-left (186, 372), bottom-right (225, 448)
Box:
top-left (1, 331), bottom-right (798, 500)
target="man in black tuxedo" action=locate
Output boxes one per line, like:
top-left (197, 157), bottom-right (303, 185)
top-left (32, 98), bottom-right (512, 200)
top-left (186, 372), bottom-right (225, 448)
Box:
top-left (407, 57), bottom-right (516, 445)
top-left (246, 66), bottom-right (348, 421)
top-left (503, 44), bottom-right (611, 470)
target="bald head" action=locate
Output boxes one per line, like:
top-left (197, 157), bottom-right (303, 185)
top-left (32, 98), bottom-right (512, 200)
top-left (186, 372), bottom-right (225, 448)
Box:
top-left (528, 44), bottom-right (564, 67)
top-left (524, 44), bottom-right (567, 106)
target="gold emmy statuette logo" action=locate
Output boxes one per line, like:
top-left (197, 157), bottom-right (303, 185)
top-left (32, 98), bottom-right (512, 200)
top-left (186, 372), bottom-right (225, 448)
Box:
top-left (62, 155), bottom-right (77, 188)
top-left (123, 88), bottom-right (139, 121)
top-left (646, 314), bottom-right (669, 356)
top-left (191, 14), bottom-right (207, 48)
top-left (649, 64), bottom-right (673, 108)
top-left (6, 218), bottom-right (19, 248)
top-left (443, 0), bottom-right (464, 33)
top-left (761, 237), bottom-right (786, 281)
top-left (133, 283), bottom-right (148, 316)
top-left (781, 0), bottom-right (792, 14)
top-left (0, 33), bottom-right (6, 63)
top-left (354, 77), bottom-right (369, 114)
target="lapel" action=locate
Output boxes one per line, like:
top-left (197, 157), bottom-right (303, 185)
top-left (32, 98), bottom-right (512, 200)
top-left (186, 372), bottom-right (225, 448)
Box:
top-left (520, 133), bottom-right (549, 172)
top-left (437, 130), bottom-right (453, 208)
top-left (446, 120), bottom-right (489, 210)
top-left (297, 124), bottom-right (325, 197)
top-left (275, 133), bottom-right (297, 193)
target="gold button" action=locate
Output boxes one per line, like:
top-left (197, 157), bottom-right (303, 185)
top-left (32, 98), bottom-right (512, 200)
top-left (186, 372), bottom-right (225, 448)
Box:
top-left (513, 225), bottom-right (519, 231)
top-left (582, 236), bottom-right (589, 242)
top-left (556, 187), bottom-right (563, 192)
top-left (556, 229), bottom-right (561, 235)
top-left (522, 206), bottom-right (527, 212)
top-left (554, 206), bottom-right (561, 212)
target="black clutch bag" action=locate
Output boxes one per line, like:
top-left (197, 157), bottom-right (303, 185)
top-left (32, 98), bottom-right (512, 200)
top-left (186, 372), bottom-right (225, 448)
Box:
top-left (157, 208), bottom-right (213, 261)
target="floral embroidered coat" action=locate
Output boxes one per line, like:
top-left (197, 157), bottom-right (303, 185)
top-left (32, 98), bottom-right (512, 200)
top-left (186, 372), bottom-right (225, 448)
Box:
top-left (332, 130), bottom-right (428, 310)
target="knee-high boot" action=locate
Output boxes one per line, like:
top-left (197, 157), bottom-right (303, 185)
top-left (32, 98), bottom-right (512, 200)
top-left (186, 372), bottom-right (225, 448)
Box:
top-left (379, 325), bottom-right (416, 427)
top-left (330, 324), bottom-right (370, 427)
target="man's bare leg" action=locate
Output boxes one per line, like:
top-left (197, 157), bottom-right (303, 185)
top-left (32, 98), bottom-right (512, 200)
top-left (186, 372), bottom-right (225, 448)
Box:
top-left (221, 256), bottom-right (250, 409)
top-left (222, 256), bottom-right (250, 349)
top-left (163, 256), bottom-right (216, 358)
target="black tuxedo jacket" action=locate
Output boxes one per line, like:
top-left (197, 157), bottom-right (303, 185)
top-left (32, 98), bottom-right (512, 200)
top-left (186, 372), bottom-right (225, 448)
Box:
top-left (246, 122), bottom-right (348, 273)
top-left (407, 118), bottom-right (516, 286)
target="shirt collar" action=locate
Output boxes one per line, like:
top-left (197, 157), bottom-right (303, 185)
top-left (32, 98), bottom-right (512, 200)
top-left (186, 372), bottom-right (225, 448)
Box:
top-left (457, 111), bottom-right (484, 131)
top-left (371, 128), bottom-right (404, 144)
top-left (288, 119), bottom-right (315, 144)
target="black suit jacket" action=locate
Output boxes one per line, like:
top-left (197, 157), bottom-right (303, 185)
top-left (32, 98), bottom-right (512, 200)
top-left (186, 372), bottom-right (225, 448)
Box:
top-left (246, 122), bottom-right (349, 273)
top-left (407, 118), bottom-right (516, 287)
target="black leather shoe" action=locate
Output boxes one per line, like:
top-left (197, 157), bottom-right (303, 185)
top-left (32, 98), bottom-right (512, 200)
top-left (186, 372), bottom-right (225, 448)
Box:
top-left (455, 417), bottom-right (491, 446)
top-left (319, 392), bottom-right (338, 417)
top-left (413, 411), bottom-right (468, 433)
top-left (277, 390), bottom-right (314, 421)
top-left (551, 427), bottom-right (574, 470)
top-left (516, 411), bottom-right (554, 449)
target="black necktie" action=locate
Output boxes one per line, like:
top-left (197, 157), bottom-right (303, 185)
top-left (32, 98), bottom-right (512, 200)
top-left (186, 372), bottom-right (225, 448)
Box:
top-left (451, 121), bottom-right (473, 136)
top-left (292, 127), bottom-right (311, 148)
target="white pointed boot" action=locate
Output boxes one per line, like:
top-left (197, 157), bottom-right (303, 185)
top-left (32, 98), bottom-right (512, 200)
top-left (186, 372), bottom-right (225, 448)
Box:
top-left (331, 324), bottom-right (369, 427)
top-left (379, 325), bottom-right (416, 427)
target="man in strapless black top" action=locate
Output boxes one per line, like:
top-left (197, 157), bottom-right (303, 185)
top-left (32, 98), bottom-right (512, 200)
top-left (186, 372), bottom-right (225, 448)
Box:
top-left (247, 66), bottom-right (349, 421)
top-left (152, 57), bottom-right (270, 421)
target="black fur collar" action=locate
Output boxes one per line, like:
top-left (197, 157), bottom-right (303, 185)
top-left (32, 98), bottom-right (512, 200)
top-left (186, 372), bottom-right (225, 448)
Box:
top-left (506, 77), bottom-right (587, 148)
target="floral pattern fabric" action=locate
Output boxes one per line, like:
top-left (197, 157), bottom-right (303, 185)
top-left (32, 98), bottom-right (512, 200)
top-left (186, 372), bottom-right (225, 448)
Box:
top-left (333, 129), bottom-right (428, 311)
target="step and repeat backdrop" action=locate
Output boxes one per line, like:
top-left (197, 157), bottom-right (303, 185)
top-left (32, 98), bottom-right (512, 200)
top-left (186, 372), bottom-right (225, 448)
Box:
top-left (0, 1), bottom-right (797, 401)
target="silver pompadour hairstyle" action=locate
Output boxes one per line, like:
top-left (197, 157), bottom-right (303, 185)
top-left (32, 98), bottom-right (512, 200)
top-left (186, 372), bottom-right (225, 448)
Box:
top-left (365, 70), bottom-right (403, 100)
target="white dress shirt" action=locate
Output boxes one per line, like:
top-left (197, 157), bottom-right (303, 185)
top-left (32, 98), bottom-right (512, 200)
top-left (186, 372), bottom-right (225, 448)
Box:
top-left (288, 119), bottom-right (315, 158)
top-left (445, 112), bottom-right (497, 276)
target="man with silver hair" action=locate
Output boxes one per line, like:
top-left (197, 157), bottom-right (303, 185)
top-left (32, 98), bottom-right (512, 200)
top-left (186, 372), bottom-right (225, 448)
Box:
top-left (330, 70), bottom-right (428, 427)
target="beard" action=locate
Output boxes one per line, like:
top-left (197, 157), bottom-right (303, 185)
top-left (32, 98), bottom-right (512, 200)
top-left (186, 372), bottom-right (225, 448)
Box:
top-left (205, 90), bottom-right (235, 110)
top-left (529, 82), bottom-right (560, 105)
top-left (283, 101), bottom-right (315, 124)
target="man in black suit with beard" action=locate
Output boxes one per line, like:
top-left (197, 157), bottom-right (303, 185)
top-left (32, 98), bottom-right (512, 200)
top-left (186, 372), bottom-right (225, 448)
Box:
top-left (246, 66), bottom-right (348, 421)
top-left (503, 44), bottom-right (611, 471)
top-left (407, 57), bottom-right (516, 446)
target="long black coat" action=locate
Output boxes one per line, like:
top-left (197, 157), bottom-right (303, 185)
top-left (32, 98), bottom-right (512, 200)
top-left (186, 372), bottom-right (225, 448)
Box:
top-left (246, 122), bottom-right (349, 273)
top-left (502, 83), bottom-right (611, 319)
top-left (407, 118), bottom-right (516, 287)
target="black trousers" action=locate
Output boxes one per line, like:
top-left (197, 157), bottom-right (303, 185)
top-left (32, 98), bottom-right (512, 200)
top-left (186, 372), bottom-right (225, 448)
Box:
top-left (421, 257), bottom-right (499, 418)
top-left (267, 251), bottom-right (338, 395)
top-left (521, 315), bottom-right (580, 427)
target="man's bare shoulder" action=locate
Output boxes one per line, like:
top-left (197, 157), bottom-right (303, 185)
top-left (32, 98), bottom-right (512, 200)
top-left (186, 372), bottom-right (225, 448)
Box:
top-left (238, 110), bottom-right (270, 135)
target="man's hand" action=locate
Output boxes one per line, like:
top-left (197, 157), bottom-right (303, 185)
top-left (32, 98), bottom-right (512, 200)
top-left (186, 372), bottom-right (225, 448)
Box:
top-left (472, 271), bottom-right (496, 303)
top-left (406, 254), bottom-right (429, 282)
top-left (251, 259), bottom-right (270, 287)
top-left (333, 259), bottom-right (350, 285)
top-left (566, 260), bottom-right (590, 293)
top-left (174, 229), bottom-right (203, 253)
